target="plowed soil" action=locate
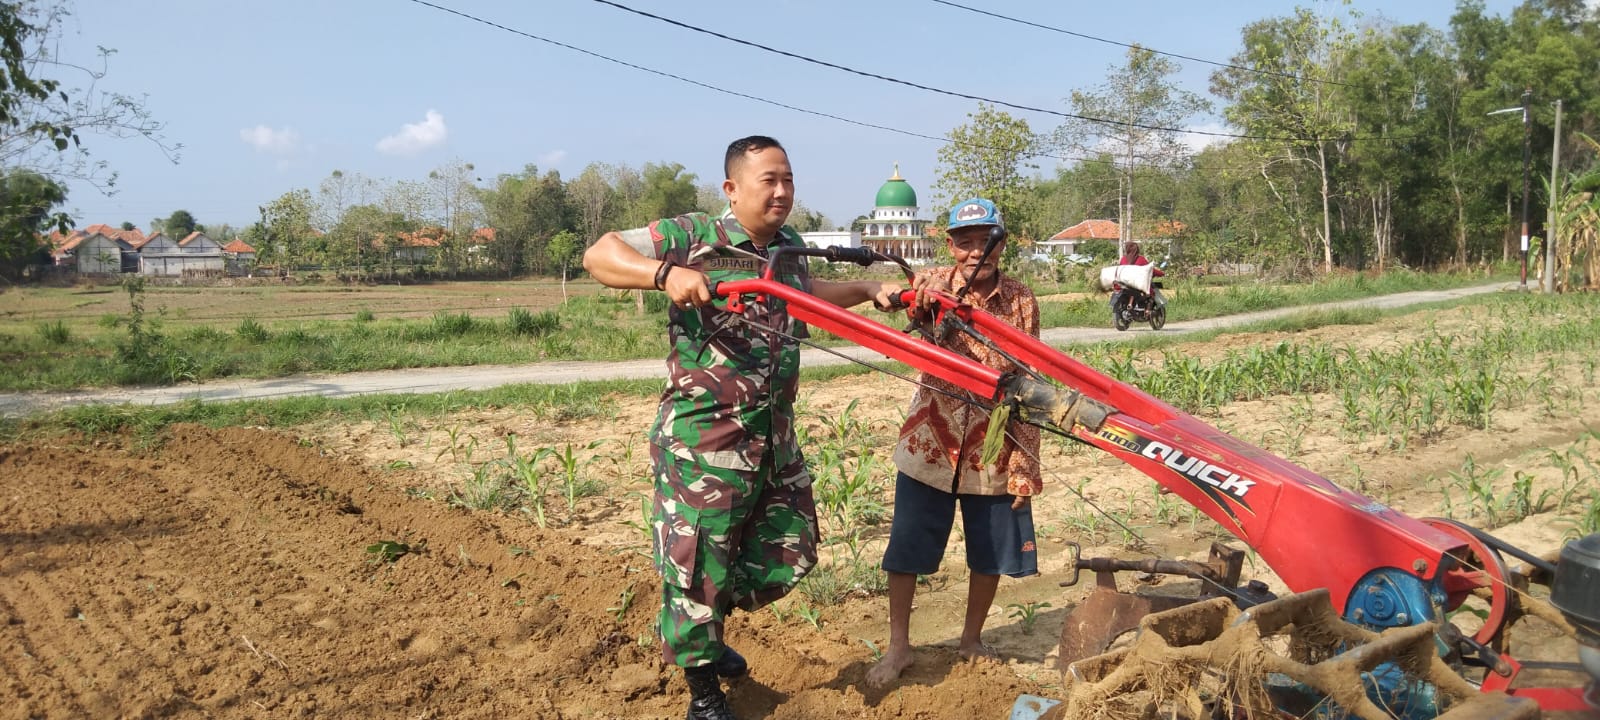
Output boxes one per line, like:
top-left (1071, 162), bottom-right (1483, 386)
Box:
top-left (1, 428), bottom-right (1035, 719)
top-left (4, 300), bottom-right (1597, 719)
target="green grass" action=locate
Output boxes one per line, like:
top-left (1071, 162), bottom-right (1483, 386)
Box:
top-left (8, 288), bottom-right (1547, 445)
top-left (0, 269), bottom-right (1505, 391)
top-left (6, 359), bottom-right (890, 440)
top-left (0, 293), bottom-right (661, 391)
top-left (1074, 292), bottom-right (1600, 447)
top-left (1038, 267), bottom-right (1503, 328)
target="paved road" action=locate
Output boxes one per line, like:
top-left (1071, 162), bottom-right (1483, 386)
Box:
top-left (0, 283), bottom-right (1511, 418)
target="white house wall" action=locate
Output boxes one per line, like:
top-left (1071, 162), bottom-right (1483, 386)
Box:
top-left (140, 254), bottom-right (225, 276)
top-left (76, 236), bottom-right (128, 274)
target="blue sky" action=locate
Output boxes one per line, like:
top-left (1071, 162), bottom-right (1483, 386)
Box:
top-left (57, 0), bottom-right (1518, 233)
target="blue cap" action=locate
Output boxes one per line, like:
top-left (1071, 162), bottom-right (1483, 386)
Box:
top-left (948, 198), bottom-right (1004, 231)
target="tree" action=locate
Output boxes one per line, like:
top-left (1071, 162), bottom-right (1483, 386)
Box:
top-left (568, 162), bottom-right (616, 244)
top-left (0, 1), bottom-right (171, 266)
top-left (0, 1), bottom-right (175, 194)
top-left (0, 168), bottom-right (65, 275)
top-left (196, 223), bottom-right (238, 243)
top-left (632, 162), bottom-right (698, 226)
top-left (250, 189), bottom-right (317, 268)
top-left (1213, 7), bottom-right (1359, 274)
top-left (477, 165), bottom-right (573, 276)
top-left (786, 201), bottom-right (831, 232)
top-left (1056, 46), bottom-right (1210, 252)
top-left (546, 229), bottom-right (582, 300)
top-left (164, 209), bottom-right (196, 239)
top-left (315, 170), bottom-right (379, 232)
top-left (694, 181), bottom-right (724, 214)
top-left (426, 160), bottom-right (483, 275)
top-left (332, 203), bottom-right (412, 275)
top-left (934, 103), bottom-right (1039, 260)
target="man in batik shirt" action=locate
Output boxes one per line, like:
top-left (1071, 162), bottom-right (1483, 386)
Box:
top-left (865, 197), bottom-right (1043, 689)
top-left (583, 135), bottom-right (902, 720)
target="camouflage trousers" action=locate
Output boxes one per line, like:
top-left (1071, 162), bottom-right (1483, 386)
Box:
top-left (650, 443), bottom-right (819, 668)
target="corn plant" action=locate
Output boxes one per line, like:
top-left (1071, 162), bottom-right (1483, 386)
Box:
top-left (435, 424), bottom-right (478, 463)
top-left (607, 585), bottom-right (637, 622)
top-left (619, 489), bottom-right (654, 552)
top-left (503, 435), bottom-right (556, 528)
top-left (1567, 497), bottom-right (1600, 541)
top-left (1007, 601), bottom-right (1053, 635)
top-left (451, 462), bottom-right (513, 511)
top-left (1150, 486), bottom-right (1183, 527)
top-left (795, 603), bottom-right (824, 631)
top-left (1443, 455), bottom-right (1502, 523)
top-left (551, 440), bottom-right (607, 514)
top-left (383, 404), bottom-right (410, 447)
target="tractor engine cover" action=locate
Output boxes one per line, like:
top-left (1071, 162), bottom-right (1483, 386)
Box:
top-left (1551, 533), bottom-right (1600, 645)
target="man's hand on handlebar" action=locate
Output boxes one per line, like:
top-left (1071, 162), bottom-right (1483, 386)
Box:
top-left (908, 273), bottom-right (952, 322)
top-left (663, 265), bottom-right (713, 309)
top-left (871, 282), bottom-right (907, 312)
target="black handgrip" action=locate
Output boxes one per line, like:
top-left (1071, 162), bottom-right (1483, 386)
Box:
top-left (823, 246), bottom-right (879, 266)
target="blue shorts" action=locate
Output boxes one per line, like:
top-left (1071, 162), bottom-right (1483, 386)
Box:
top-left (881, 472), bottom-right (1038, 578)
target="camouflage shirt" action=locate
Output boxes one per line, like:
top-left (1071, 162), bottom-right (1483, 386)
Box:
top-left (620, 209), bottom-right (813, 471)
top-left (892, 267), bottom-right (1043, 496)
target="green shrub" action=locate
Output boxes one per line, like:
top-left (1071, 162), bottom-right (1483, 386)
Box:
top-left (35, 320), bottom-right (70, 345)
top-left (431, 311), bottom-right (476, 337)
top-left (508, 307), bottom-right (559, 337)
top-left (236, 317), bottom-right (271, 342)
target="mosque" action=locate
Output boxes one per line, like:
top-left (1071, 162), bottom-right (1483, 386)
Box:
top-left (801, 163), bottom-right (938, 261)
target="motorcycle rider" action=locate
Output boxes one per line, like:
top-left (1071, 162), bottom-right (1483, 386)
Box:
top-left (1110, 241), bottom-right (1165, 319)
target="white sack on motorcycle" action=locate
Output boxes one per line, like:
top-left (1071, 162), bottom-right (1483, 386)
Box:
top-left (1099, 264), bottom-right (1155, 294)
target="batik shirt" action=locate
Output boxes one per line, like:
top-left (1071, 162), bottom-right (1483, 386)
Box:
top-left (619, 209), bottom-right (812, 471)
top-left (892, 267), bottom-right (1043, 496)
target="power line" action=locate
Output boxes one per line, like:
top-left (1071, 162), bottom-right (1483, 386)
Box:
top-left (925, 0), bottom-right (1361, 91)
top-left (587, 0), bottom-right (1249, 140)
top-left (400, 0), bottom-right (1257, 172)
top-left (586, 0), bottom-right (1380, 144)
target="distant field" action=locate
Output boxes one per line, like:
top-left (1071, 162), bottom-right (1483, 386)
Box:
top-left (0, 278), bottom-right (593, 334)
top-left (0, 269), bottom-right (1510, 391)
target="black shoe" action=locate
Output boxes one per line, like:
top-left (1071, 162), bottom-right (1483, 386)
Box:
top-left (714, 645), bottom-right (748, 678)
top-left (684, 664), bottom-right (738, 720)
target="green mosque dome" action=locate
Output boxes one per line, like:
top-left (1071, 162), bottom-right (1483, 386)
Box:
top-left (874, 163), bottom-right (917, 208)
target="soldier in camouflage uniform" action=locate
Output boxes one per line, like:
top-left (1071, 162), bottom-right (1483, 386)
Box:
top-left (583, 136), bottom-right (903, 720)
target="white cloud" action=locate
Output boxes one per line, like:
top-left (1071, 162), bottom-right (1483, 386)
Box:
top-left (376, 110), bottom-right (448, 155)
top-left (538, 150), bottom-right (568, 167)
top-left (239, 125), bottom-right (300, 155)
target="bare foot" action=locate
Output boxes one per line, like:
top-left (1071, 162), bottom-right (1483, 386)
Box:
top-left (865, 646), bottom-right (914, 689)
top-left (958, 641), bottom-right (999, 663)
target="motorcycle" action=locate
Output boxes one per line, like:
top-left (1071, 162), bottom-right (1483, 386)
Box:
top-left (1111, 283), bottom-right (1165, 331)
top-left (1100, 263), bottom-right (1166, 331)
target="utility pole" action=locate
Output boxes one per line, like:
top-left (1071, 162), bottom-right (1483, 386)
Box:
top-left (1545, 99), bottom-right (1562, 294)
top-left (1491, 90), bottom-right (1534, 291)
top-left (1518, 88), bottom-right (1533, 291)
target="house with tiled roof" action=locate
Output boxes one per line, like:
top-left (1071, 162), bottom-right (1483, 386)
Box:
top-left (43, 224), bottom-right (157, 270)
top-left (45, 229), bottom-right (86, 266)
top-left (73, 231), bottom-right (137, 274)
top-left (222, 238), bottom-right (256, 261)
top-left (374, 227), bottom-right (443, 262)
top-left (1039, 219), bottom-right (1185, 259)
top-left (139, 231), bottom-right (224, 276)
